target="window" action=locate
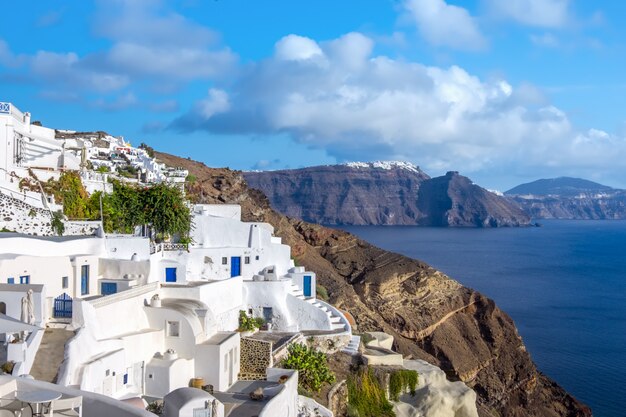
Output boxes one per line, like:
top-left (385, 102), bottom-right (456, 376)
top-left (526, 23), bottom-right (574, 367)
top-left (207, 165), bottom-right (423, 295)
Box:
top-left (166, 320), bottom-right (180, 337)
top-left (19, 275), bottom-right (29, 284)
top-left (221, 257), bottom-right (228, 265)
top-left (255, 255), bottom-right (259, 261)
top-left (244, 256), bottom-right (250, 264)
top-left (7, 278), bottom-right (14, 284)
top-left (123, 373), bottom-right (128, 384)
top-left (62, 276), bottom-right (68, 289)
top-left (81, 265), bottom-right (89, 295)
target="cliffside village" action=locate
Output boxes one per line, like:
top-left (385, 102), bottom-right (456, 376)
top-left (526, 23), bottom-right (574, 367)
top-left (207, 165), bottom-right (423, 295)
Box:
top-left (0, 102), bottom-right (479, 417)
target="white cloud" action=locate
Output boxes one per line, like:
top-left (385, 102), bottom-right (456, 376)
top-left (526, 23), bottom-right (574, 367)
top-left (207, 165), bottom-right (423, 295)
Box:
top-left (196, 89), bottom-right (230, 119)
top-left (275, 35), bottom-right (324, 62)
top-left (530, 33), bottom-right (560, 48)
top-left (485, 0), bottom-right (570, 28)
top-left (404, 0), bottom-right (487, 51)
top-left (171, 31), bottom-right (626, 179)
top-left (173, 31), bottom-right (626, 182)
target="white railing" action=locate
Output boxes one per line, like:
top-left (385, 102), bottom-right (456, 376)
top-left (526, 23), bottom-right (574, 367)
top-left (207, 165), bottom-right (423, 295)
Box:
top-left (89, 282), bottom-right (160, 308)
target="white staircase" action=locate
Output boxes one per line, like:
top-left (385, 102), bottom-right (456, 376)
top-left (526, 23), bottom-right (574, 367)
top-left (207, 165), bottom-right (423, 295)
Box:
top-left (341, 335), bottom-right (361, 355)
top-left (288, 283), bottom-right (347, 331)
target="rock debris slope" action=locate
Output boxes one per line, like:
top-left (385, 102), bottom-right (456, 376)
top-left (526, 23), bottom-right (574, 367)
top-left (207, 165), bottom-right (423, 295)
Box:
top-left (156, 151), bottom-right (591, 417)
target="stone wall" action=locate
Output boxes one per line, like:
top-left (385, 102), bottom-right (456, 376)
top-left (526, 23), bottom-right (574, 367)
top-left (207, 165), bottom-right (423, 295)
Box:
top-left (239, 337), bottom-right (273, 381)
top-left (0, 191), bottom-right (54, 235)
top-left (304, 332), bottom-right (352, 354)
top-left (0, 191), bottom-right (99, 236)
top-left (327, 380), bottom-right (348, 417)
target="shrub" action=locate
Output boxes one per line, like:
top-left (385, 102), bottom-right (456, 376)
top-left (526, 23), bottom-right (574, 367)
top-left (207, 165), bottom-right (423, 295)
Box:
top-left (146, 400), bottom-right (163, 415)
top-left (238, 310), bottom-right (262, 332)
top-left (316, 284), bottom-right (329, 301)
top-left (283, 343), bottom-right (335, 392)
top-left (347, 367), bottom-right (394, 417)
top-left (1, 361), bottom-right (15, 374)
top-left (388, 369), bottom-right (418, 401)
top-left (51, 211), bottom-right (65, 236)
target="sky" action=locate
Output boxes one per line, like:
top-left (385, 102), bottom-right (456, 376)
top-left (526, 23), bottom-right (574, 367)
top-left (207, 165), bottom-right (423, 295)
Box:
top-left (2, 0), bottom-right (626, 190)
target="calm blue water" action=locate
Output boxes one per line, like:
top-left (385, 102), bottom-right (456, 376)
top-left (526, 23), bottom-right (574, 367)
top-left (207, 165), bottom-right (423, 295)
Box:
top-left (342, 221), bottom-right (626, 417)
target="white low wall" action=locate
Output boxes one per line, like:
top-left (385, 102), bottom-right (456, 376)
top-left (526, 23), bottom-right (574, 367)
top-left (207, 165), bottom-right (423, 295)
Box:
top-left (259, 369), bottom-right (299, 417)
top-left (7, 328), bottom-right (44, 375)
top-left (2, 375), bottom-right (154, 417)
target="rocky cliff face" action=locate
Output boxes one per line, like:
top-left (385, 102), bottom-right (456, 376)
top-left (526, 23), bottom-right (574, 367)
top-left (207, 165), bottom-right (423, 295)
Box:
top-left (244, 164), bottom-right (531, 227)
top-left (506, 177), bottom-right (626, 219)
top-left (244, 162), bottom-right (430, 225)
top-left (156, 151), bottom-right (591, 417)
top-left (418, 171), bottom-right (530, 227)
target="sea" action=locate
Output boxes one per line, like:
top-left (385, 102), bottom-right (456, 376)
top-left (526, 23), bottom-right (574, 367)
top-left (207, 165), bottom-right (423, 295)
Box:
top-left (341, 220), bottom-right (626, 417)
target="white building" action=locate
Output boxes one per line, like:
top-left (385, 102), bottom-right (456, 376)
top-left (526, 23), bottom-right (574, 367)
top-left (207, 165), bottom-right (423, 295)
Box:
top-left (0, 203), bottom-right (350, 417)
top-left (0, 102), bottom-right (81, 183)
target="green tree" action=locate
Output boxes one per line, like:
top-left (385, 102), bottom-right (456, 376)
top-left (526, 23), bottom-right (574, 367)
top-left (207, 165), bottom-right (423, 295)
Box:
top-left (283, 343), bottom-right (335, 392)
top-left (141, 183), bottom-right (191, 238)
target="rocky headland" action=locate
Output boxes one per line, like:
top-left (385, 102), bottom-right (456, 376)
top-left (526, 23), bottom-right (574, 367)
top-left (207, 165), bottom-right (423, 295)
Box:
top-left (244, 163), bottom-right (531, 227)
top-left (157, 151), bottom-right (591, 417)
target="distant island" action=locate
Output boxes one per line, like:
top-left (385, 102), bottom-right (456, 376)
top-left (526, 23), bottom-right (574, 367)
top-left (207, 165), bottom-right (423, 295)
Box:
top-left (244, 163), bottom-right (531, 227)
top-left (505, 177), bottom-right (626, 220)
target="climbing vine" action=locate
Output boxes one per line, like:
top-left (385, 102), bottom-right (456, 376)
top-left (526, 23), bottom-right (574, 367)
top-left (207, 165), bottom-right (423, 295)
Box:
top-left (347, 367), bottom-right (394, 417)
top-left (388, 369), bottom-right (418, 401)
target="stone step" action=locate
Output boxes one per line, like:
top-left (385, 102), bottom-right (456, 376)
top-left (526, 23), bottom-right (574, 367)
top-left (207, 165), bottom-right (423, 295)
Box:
top-left (331, 323), bottom-right (346, 331)
top-left (330, 316), bottom-right (342, 324)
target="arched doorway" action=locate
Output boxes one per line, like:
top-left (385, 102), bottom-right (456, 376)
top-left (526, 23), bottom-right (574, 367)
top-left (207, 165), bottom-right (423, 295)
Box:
top-left (0, 302), bottom-right (6, 315)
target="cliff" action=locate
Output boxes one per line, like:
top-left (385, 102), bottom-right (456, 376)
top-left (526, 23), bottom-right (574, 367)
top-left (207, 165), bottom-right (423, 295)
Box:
top-left (244, 164), bottom-right (531, 227)
top-left (244, 162), bottom-right (430, 225)
top-left (417, 171), bottom-right (530, 227)
top-left (156, 151), bottom-right (590, 417)
top-left (506, 177), bottom-right (626, 219)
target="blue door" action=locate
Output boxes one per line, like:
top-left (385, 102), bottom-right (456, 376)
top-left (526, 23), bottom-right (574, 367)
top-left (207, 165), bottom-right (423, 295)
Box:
top-left (165, 267), bottom-right (177, 283)
top-left (303, 275), bottom-right (312, 297)
top-left (230, 257), bottom-right (241, 277)
top-left (81, 265), bottom-right (89, 295)
top-left (101, 282), bottom-right (117, 296)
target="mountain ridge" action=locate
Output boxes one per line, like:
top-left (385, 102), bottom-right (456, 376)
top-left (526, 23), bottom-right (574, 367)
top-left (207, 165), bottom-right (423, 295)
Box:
top-left (506, 177), bottom-right (626, 219)
top-left (506, 177), bottom-right (615, 196)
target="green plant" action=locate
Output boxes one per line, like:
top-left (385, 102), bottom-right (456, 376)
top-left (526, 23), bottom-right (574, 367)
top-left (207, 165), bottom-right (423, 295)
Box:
top-left (28, 208), bottom-right (37, 217)
top-left (316, 284), bottom-right (329, 301)
top-left (347, 367), bottom-right (394, 417)
top-left (139, 142), bottom-right (155, 158)
top-left (96, 165), bottom-right (110, 173)
top-left (1, 361), bottom-right (15, 374)
top-left (51, 211), bottom-right (65, 236)
top-left (388, 369), bottom-right (418, 401)
top-left (238, 310), bottom-right (262, 332)
top-left (282, 343), bottom-right (335, 392)
top-left (185, 174), bottom-right (197, 184)
top-left (146, 400), bottom-right (163, 415)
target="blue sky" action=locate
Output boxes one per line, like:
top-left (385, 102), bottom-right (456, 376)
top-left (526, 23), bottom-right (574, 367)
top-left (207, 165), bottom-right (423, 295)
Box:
top-left (2, 0), bottom-right (626, 190)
